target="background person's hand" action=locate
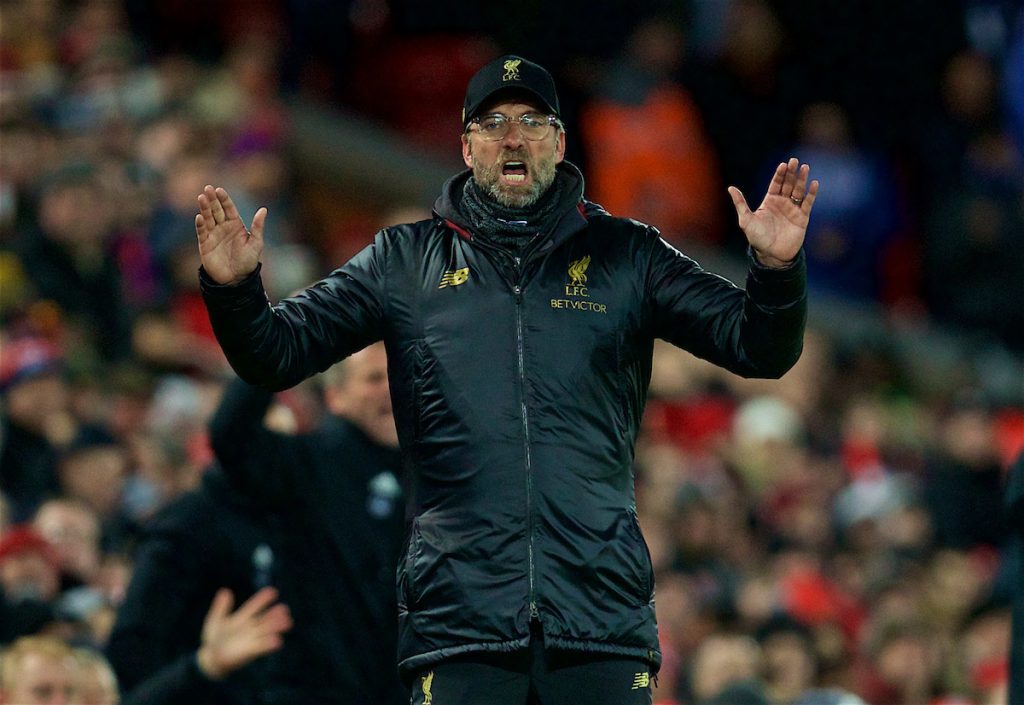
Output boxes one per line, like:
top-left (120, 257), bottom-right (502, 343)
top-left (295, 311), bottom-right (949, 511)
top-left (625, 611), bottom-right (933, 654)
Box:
top-left (196, 185), bottom-right (266, 285)
top-left (196, 587), bottom-right (292, 681)
top-left (728, 157), bottom-right (819, 268)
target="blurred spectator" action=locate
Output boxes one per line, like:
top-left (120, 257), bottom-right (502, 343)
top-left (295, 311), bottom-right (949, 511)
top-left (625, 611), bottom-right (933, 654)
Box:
top-left (580, 17), bottom-right (724, 245)
top-left (1007, 451), bottom-right (1024, 705)
top-left (208, 342), bottom-right (406, 704)
top-left (13, 165), bottom-right (131, 361)
top-left (54, 425), bottom-right (134, 552)
top-left (105, 467), bottom-right (284, 705)
top-left (0, 635), bottom-right (77, 705)
top-left (72, 647), bottom-right (120, 705)
top-left (860, 620), bottom-right (945, 705)
top-left (0, 526), bottom-right (61, 641)
top-left (32, 499), bottom-right (102, 592)
top-left (756, 615), bottom-right (818, 705)
top-left (922, 127), bottom-right (1024, 350)
top-left (782, 102), bottom-right (905, 302)
top-left (0, 336), bottom-right (70, 522)
top-left (687, 633), bottom-right (766, 705)
top-left (686, 0), bottom-right (806, 249)
top-left (923, 399), bottom-right (1007, 548)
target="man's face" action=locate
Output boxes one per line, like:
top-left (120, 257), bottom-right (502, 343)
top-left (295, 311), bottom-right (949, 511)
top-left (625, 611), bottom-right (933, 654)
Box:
top-left (326, 344), bottom-right (397, 448)
top-left (33, 502), bottom-right (101, 582)
top-left (461, 100), bottom-right (565, 208)
top-left (0, 551), bottom-right (60, 602)
top-left (1, 653), bottom-right (76, 705)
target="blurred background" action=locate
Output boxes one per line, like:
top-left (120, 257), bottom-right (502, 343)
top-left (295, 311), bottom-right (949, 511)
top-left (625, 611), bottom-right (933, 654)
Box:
top-left (0, 0), bottom-right (1022, 704)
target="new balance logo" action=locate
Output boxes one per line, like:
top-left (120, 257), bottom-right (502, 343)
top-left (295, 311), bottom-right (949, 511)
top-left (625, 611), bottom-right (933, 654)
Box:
top-left (631, 671), bottom-right (650, 690)
top-left (439, 267), bottom-right (469, 289)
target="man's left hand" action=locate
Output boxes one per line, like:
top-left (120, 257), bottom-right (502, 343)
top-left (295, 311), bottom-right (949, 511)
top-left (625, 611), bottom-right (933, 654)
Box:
top-left (728, 157), bottom-right (819, 269)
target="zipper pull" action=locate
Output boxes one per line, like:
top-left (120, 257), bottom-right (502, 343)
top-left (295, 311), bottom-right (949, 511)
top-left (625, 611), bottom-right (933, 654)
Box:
top-left (530, 601), bottom-right (540, 620)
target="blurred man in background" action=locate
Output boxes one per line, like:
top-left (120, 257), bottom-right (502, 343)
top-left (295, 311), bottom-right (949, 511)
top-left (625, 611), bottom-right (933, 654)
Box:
top-left (208, 341), bottom-right (406, 705)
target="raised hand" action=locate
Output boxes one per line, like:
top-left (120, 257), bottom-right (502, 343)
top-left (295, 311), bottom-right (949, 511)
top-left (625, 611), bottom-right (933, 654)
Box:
top-left (727, 158), bottom-right (819, 268)
top-left (196, 587), bottom-right (292, 681)
top-left (196, 185), bottom-right (267, 285)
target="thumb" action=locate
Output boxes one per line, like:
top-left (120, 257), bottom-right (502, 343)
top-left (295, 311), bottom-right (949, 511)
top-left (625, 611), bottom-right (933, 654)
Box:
top-left (205, 588), bottom-right (234, 628)
top-left (727, 186), bottom-right (751, 226)
top-left (250, 207), bottom-right (268, 241)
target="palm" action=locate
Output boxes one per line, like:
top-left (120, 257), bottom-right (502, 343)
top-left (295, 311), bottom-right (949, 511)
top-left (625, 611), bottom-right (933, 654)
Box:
top-left (198, 587), bottom-right (291, 680)
top-left (728, 158), bottom-right (819, 268)
top-left (195, 185), bottom-right (266, 284)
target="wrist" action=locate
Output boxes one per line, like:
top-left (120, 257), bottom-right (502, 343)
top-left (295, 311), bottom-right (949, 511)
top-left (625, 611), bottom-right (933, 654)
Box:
top-left (196, 646), bottom-right (226, 681)
top-left (752, 249), bottom-right (796, 270)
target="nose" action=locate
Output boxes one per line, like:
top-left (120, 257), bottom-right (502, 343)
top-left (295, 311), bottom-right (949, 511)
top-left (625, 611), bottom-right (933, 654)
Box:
top-left (500, 120), bottom-right (526, 147)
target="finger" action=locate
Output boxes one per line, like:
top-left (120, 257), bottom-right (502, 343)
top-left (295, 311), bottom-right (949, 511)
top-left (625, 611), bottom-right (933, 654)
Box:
top-left (781, 157), bottom-right (799, 195)
top-left (251, 633), bottom-right (285, 656)
top-left (250, 207), bottom-right (268, 241)
top-left (205, 185), bottom-right (226, 223)
top-left (257, 604), bottom-right (293, 632)
top-left (727, 186), bottom-right (751, 224)
top-left (216, 187), bottom-right (240, 221)
top-left (195, 213), bottom-right (207, 244)
top-left (767, 162), bottom-right (787, 195)
top-left (198, 192), bottom-right (215, 231)
top-left (234, 586), bottom-right (279, 622)
top-left (205, 588), bottom-right (234, 625)
top-left (802, 179), bottom-right (821, 211)
top-left (791, 163), bottom-right (810, 201)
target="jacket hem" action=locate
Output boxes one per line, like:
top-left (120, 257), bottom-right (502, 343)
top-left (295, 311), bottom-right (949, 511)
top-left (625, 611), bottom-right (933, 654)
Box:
top-left (397, 636), bottom-right (530, 684)
top-left (542, 635), bottom-right (662, 672)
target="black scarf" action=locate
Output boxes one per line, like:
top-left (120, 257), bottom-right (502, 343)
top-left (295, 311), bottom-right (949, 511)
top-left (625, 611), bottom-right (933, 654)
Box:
top-left (460, 175), bottom-right (566, 255)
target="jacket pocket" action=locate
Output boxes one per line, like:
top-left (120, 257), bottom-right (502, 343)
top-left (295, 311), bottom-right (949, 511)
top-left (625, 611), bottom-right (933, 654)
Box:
top-left (398, 518), bottom-right (424, 610)
top-left (626, 510), bottom-right (654, 605)
top-left (411, 340), bottom-right (425, 444)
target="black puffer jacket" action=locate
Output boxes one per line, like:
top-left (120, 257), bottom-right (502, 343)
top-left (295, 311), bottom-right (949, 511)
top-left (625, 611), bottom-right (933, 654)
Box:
top-left (201, 163), bottom-right (806, 680)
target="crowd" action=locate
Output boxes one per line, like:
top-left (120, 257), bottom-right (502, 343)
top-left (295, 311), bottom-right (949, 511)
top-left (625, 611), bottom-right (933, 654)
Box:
top-left (1, 0), bottom-right (1022, 704)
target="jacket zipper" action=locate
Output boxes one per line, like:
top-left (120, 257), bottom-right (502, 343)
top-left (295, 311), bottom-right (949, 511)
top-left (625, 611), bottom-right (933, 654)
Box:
top-left (511, 256), bottom-right (540, 623)
top-left (465, 240), bottom-right (541, 623)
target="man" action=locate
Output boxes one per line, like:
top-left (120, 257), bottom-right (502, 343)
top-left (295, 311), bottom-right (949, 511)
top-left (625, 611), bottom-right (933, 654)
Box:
top-left (206, 342), bottom-right (406, 704)
top-left (1008, 452), bottom-right (1024, 705)
top-left (105, 468), bottom-right (291, 705)
top-left (0, 635), bottom-right (77, 705)
top-left (196, 55), bottom-right (818, 705)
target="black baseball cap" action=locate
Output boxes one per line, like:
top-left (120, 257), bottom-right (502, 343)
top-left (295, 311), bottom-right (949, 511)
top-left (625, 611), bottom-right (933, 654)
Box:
top-left (462, 55), bottom-right (560, 127)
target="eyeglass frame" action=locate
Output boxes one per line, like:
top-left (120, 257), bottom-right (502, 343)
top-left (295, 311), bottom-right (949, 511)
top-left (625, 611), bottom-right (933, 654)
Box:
top-left (464, 112), bottom-right (565, 141)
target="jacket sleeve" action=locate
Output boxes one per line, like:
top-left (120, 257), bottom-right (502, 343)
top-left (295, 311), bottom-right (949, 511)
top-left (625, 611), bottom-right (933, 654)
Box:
top-left (200, 233), bottom-right (389, 391)
top-left (106, 520), bottom-right (221, 704)
top-left (117, 654), bottom-right (224, 705)
top-left (645, 233), bottom-right (807, 379)
top-left (208, 378), bottom-right (301, 507)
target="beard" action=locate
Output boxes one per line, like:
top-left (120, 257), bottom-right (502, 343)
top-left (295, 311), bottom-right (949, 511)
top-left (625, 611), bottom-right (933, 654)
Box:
top-left (471, 146), bottom-right (559, 208)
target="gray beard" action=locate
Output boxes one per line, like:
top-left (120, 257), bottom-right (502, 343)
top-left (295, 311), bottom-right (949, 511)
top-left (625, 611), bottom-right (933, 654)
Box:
top-left (472, 154), bottom-right (558, 208)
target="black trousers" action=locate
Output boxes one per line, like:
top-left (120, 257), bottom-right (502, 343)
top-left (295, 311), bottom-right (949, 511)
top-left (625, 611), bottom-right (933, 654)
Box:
top-left (408, 626), bottom-right (653, 705)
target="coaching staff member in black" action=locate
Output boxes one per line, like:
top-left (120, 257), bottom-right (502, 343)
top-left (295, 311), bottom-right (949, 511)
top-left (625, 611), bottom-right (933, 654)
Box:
top-left (208, 343), bottom-right (406, 705)
top-left (194, 55), bottom-right (819, 705)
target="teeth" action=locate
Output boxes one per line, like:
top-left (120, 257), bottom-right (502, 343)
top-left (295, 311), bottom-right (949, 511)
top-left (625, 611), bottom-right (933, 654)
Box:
top-left (504, 174), bottom-right (526, 182)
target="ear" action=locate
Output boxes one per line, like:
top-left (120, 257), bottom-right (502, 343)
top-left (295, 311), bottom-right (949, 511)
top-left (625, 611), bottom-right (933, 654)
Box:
top-left (461, 133), bottom-right (473, 168)
top-left (555, 129), bottom-right (566, 164)
top-left (324, 385), bottom-right (347, 416)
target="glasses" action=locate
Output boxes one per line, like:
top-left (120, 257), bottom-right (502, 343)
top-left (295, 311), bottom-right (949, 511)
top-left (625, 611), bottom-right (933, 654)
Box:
top-left (466, 113), bottom-right (563, 141)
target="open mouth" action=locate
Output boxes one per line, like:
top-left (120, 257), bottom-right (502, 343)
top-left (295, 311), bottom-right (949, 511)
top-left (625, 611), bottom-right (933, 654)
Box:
top-left (502, 160), bottom-right (528, 183)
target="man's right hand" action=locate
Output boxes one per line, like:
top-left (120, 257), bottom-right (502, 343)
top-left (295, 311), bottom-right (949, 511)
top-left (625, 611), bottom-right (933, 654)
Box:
top-left (196, 185), bottom-right (266, 285)
top-left (196, 586), bottom-right (292, 681)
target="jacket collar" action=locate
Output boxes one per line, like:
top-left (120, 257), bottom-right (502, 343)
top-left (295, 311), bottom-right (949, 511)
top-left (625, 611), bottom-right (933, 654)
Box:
top-left (434, 161), bottom-right (591, 254)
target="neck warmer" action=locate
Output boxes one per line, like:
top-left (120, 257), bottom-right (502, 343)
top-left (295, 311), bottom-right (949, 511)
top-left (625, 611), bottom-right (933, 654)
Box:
top-left (460, 174), bottom-right (566, 254)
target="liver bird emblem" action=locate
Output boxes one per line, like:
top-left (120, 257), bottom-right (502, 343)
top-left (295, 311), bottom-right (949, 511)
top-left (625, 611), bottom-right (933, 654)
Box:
top-left (568, 256), bottom-right (591, 287)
